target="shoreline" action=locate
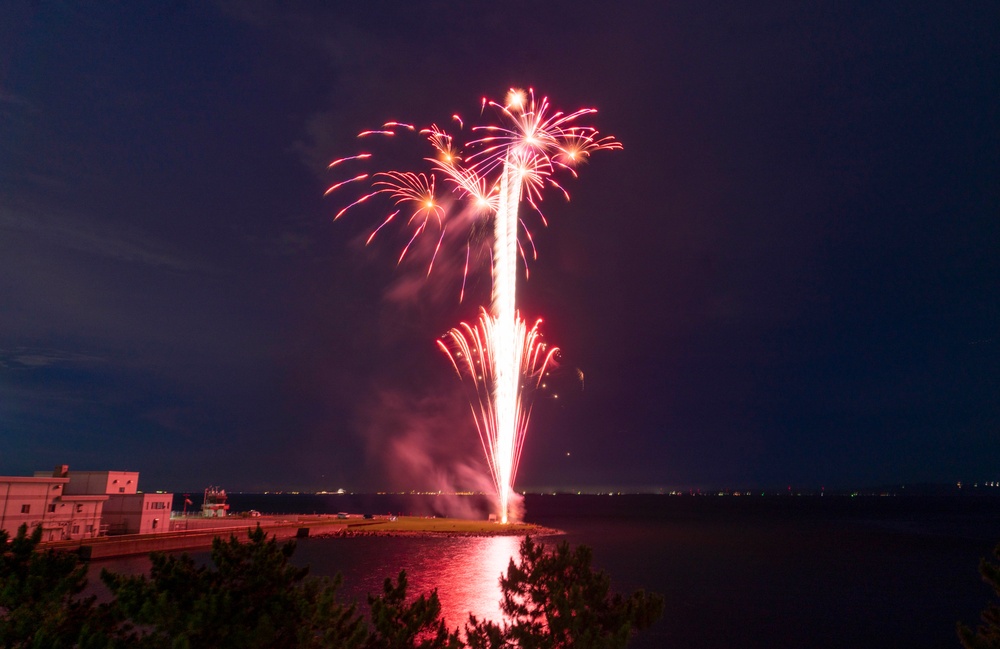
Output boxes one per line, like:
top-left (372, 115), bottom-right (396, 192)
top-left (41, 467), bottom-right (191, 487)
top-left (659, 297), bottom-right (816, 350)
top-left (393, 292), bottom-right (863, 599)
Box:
top-left (313, 522), bottom-right (563, 539)
top-left (41, 515), bottom-right (561, 560)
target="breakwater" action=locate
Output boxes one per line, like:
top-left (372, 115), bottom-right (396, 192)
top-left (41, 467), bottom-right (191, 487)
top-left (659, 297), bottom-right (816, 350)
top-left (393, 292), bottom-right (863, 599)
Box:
top-left (40, 516), bottom-right (347, 559)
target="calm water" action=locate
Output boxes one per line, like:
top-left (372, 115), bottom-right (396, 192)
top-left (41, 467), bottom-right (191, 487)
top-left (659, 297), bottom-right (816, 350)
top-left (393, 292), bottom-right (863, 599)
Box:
top-left (89, 493), bottom-right (1000, 649)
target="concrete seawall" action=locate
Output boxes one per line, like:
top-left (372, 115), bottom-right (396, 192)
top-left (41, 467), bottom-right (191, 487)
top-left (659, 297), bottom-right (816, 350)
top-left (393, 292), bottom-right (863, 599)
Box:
top-left (40, 517), bottom-right (349, 559)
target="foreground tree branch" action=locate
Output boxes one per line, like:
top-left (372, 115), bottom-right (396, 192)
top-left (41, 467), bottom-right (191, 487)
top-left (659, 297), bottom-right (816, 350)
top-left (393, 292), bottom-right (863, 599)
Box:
top-left (467, 536), bottom-right (664, 649)
top-left (959, 542), bottom-right (1000, 649)
top-left (1, 527), bottom-right (663, 648)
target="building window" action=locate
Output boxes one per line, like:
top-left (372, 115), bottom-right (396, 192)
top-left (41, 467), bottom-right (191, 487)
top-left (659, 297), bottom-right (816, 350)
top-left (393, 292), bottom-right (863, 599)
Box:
top-left (20, 504), bottom-right (29, 514)
top-left (76, 504), bottom-right (83, 513)
top-left (47, 504), bottom-right (56, 513)
top-left (86, 525), bottom-right (93, 533)
top-left (72, 525), bottom-right (80, 535)
top-left (119, 487), bottom-right (125, 493)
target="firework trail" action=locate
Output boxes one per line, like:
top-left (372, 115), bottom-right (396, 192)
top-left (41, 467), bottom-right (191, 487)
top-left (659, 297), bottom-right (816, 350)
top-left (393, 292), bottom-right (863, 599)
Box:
top-left (437, 308), bottom-right (559, 521)
top-left (329, 89), bottom-right (619, 523)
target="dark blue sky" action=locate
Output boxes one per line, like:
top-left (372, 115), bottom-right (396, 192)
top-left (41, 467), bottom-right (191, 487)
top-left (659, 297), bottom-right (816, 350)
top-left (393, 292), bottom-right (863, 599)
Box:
top-left (1, 1), bottom-right (997, 493)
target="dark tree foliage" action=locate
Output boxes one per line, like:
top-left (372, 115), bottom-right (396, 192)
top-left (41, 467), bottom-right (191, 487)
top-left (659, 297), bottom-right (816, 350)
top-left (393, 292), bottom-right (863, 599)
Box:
top-left (959, 542), bottom-right (1000, 649)
top-left (365, 570), bottom-right (462, 649)
top-left (1, 524), bottom-right (663, 649)
top-left (0, 524), bottom-right (105, 649)
top-left (101, 526), bottom-right (367, 649)
top-left (466, 536), bottom-right (664, 649)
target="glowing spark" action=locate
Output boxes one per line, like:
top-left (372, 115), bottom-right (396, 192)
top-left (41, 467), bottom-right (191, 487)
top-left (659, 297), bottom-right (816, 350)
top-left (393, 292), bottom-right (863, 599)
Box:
top-left (334, 191), bottom-right (378, 221)
top-left (459, 244), bottom-right (471, 303)
top-left (366, 210), bottom-right (400, 246)
top-left (324, 173), bottom-right (369, 196)
top-left (427, 227), bottom-right (447, 277)
top-left (506, 88), bottom-right (527, 111)
top-left (328, 153), bottom-right (372, 169)
top-left (372, 171), bottom-right (443, 224)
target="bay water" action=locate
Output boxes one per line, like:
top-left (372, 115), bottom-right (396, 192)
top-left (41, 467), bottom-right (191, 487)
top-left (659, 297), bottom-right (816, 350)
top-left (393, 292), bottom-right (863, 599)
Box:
top-left (89, 493), bottom-right (1000, 649)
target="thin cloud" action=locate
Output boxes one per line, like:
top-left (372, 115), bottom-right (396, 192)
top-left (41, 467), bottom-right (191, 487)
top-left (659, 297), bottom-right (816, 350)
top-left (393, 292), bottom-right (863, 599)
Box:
top-left (0, 205), bottom-right (212, 274)
top-left (0, 347), bottom-right (105, 370)
top-left (0, 91), bottom-right (30, 105)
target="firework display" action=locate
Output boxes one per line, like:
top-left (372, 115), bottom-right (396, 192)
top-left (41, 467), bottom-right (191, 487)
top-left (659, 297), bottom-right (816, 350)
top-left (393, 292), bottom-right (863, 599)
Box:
top-left (329, 89), bottom-right (619, 523)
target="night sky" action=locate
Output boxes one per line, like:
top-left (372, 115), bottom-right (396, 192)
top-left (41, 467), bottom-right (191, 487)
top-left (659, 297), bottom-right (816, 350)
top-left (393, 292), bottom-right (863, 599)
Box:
top-left (1, 2), bottom-right (997, 493)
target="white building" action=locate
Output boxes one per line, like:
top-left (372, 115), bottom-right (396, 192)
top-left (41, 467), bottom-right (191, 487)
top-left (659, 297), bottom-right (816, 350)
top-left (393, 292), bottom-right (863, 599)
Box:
top-left (102, 491), bottom-right (173, 534)
top-left (0, 465), bottom-right (176, 539)
top-left (1, 469), bottom-right (107, 541)
top-left (55, 468), bottom-right (173, 535)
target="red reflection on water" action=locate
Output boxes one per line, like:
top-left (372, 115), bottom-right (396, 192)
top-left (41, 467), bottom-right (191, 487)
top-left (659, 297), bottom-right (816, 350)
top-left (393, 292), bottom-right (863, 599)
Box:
top-left (89, 534), bottom-right (527, 631)
top-left (403, 535), bottom-right (521, 628)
